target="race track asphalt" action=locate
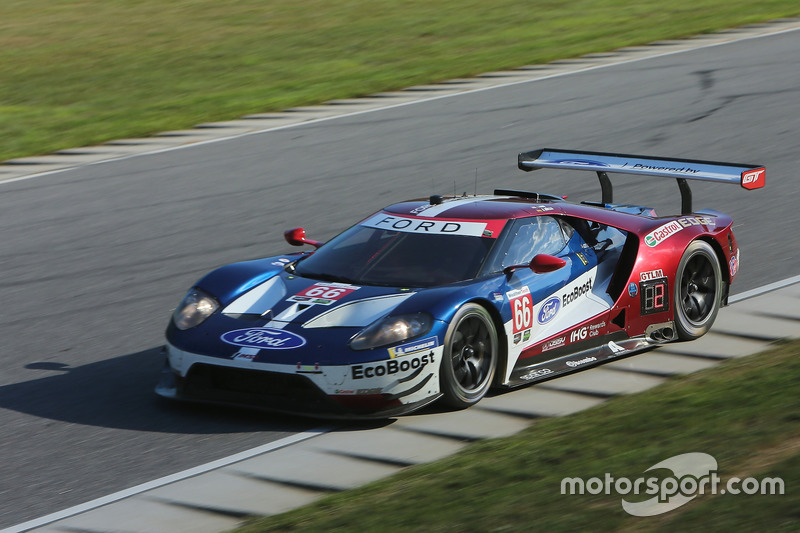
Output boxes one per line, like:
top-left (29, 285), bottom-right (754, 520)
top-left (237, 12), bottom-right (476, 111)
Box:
top-left (1, 20), bottom-right (798, 530)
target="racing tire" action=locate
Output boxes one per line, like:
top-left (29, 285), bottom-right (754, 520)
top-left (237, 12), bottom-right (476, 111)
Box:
top-left (674, 240), bottom-right (722, 341)
top-left (439, 303), bottom-right (498, 409)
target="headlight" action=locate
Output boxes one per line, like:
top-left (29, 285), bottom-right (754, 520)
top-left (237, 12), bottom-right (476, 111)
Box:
top-left (349, 312), bottom-right (432, 351)
top-left (172, 288), bottom-right (219, 330)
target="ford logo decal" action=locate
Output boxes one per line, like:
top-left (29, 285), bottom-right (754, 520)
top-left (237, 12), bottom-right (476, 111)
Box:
top-left (221, 328), bottom-right (306, 350)
top-left (544, 159), bottom-right (610, 167)
top-left (537, 297), bottom-right (561, 324)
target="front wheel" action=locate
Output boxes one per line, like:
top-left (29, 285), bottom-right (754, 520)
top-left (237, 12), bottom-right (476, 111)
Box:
top-left (674, 240), bottom-right (722, 340)
top-left (439, 303), bottom-right (498, 409)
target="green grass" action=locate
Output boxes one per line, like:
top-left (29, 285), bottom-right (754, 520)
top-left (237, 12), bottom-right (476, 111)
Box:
top-left (2, 1), bottom-right (800, 162)
top-left (235, 340), bottom-right (800, 532)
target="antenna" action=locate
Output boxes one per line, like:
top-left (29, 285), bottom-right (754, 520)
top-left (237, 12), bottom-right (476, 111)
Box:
top-left (474, 169), bottom-right (478, 196)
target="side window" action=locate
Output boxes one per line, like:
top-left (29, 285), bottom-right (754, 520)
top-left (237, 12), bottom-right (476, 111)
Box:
top-left (496, 216), bottom-right (569, 269)
top-left (581, 221), bottom-right (627, 255)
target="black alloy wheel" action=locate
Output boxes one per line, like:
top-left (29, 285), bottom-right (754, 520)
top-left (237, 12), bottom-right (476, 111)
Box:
top-left (440, 303), bottom-right (498, 408)
top-left (674, 240), bottom-right (722, 340)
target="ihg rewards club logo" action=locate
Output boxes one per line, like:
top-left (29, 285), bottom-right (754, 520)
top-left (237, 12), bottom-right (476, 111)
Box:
top-left (561, 452), bottom-right (784, 516)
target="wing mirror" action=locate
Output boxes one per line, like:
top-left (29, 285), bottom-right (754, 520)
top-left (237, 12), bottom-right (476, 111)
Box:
top-left (284, 227), bottom-right (324, 249)
top-left (504, 254), bottom-right (567, 275)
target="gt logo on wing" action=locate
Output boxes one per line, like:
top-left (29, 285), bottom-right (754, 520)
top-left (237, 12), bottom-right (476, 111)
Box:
top-left (741, 168), bottom-right (765, 190)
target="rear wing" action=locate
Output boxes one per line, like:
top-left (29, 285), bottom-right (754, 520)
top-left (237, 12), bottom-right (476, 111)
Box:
top-left (518, 148), bottom-right (765, 214)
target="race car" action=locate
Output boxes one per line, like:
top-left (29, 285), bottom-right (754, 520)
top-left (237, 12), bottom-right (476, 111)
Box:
top-left (156, 148), bottom-right (765, 418)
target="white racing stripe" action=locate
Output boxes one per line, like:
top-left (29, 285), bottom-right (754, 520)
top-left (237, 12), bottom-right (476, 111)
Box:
top-left (222, 276), bottom-right (286, 315)
top-left (406, 196), bottom-right (503, 217)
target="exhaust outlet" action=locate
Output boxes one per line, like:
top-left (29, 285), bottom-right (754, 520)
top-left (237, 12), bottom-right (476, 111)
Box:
top-left (645, 322), bottom-right (676, 343)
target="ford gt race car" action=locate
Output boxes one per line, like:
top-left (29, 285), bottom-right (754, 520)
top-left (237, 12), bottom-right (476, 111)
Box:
top-left (156, 148), bottom-right (765, 418)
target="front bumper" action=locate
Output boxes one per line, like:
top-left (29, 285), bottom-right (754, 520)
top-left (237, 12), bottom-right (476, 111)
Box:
top-left (156, 342), bottom-right (443, 419)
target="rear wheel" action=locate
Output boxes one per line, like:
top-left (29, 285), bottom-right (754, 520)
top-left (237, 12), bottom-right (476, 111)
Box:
top-left (674, 240), bottom-right (722, 340)
top-left (439, 303), bottom-right (498, 409)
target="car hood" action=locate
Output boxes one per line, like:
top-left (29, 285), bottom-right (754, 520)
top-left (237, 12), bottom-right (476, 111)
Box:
top-left (221, 272), bottom-right (419, 328)
top-left (187, 255), bottom-right (502, 344)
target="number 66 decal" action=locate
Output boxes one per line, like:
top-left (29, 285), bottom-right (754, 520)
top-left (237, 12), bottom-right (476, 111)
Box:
top-left (508, 287), bottom-right (533, 333)
top-left (290, 282), bottom-right (359, 305)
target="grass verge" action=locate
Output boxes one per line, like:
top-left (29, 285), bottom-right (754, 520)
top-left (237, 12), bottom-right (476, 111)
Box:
top-left (2, 1), bottom-right (800, 162)
top-left (235, 339), bottom-right (800, 532)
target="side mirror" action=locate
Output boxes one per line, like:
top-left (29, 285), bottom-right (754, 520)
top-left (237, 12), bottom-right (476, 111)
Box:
top-left (284, 227), bottom-right (324, 249)
top-left (530, 254), bottom-right (567, 273)
top-left (503, 254), bottom-right (567, 275)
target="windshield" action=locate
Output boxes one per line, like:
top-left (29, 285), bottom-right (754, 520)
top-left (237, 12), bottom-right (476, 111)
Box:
top-left (294, 224), bottom-right (497, 288)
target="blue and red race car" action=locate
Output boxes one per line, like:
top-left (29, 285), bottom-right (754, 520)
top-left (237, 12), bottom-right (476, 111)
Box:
top-left (156, 148), bottom-right (765, 418)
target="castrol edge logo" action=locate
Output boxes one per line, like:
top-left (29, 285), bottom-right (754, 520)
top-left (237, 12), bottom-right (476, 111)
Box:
top-left (644, 216), bottom-right (716, 248)
top-left (741, 167), bottom-right (765, 190)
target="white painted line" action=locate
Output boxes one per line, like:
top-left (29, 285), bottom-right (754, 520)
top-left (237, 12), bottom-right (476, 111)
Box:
top-left (0, 427), bottom-right (332, 533)
top-left (730, 274), bottom-right (800, 303)
top-left (1, 21), bottom-right (798, 186)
